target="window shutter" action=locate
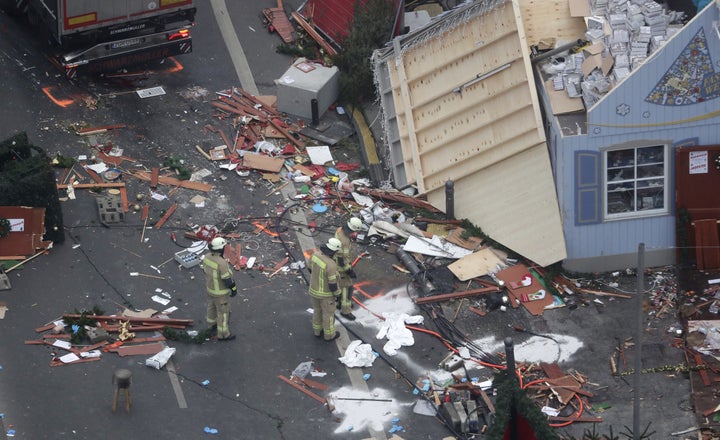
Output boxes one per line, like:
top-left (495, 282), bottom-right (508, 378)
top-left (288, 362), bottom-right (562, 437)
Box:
top-left (575, 151), bottom-right (601, 225)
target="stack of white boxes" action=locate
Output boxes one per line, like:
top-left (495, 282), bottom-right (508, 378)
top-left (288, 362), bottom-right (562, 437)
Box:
top-left (571, 0), bottom-right (686, 108)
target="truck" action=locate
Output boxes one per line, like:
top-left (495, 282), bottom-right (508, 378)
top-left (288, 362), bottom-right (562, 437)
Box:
top-left (1, 0), bottom-right (196, 78)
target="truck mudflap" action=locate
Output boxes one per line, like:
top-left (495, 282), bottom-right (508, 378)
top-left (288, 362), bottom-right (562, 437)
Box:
top-left (58, 29), bottom-right (193, 79)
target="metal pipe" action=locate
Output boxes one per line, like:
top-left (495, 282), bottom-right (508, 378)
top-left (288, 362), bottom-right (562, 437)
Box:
top-left (633, 243), bottom-right (645, 439)
top-left (395, 248), bottom-right (435, 295)
top-left (530, 39), bottom-right (586, 65)
top-left (445, 180), bottom-right (454, 220)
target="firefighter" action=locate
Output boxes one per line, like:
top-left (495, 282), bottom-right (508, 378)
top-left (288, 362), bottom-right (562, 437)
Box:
top-left (334, 217), bottom-right (363, 320)
top-left (309, 237), bottom-right (342, 341)
top-left (202, 237), bottom-right (238, 341)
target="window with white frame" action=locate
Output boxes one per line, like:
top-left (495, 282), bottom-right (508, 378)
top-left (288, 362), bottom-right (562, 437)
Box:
top-left (604, 144), bottom-right (668, 218)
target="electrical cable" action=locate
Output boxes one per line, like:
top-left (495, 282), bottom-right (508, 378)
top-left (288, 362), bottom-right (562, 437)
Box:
top-left (340, 320), bottom-right (465, 439)
top-left (165, 369), bottom-right (288, 439)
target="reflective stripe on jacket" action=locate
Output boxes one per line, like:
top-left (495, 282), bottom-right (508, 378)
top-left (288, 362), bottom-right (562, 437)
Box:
top-left (203, 253), bottom-right (232, 296)
top-left (309, 251), bottom-right (338, 298)
top-left (334, 227), bottom-right (353, 272)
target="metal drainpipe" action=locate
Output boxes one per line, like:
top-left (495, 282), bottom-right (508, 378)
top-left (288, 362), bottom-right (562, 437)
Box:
top-left (445, 180), bottom-right (454, 220)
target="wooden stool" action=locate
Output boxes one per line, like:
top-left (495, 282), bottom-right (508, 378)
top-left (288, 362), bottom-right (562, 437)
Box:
top-left (112, 369), bottom-right (132, 413)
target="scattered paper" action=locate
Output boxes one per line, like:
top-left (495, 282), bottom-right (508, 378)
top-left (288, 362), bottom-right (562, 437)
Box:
top-left (189, 195), bottom-right (207, 207)
top-left (52, 340), bottom-right (72, 350)
top-left (305, 146), bottom-right (334, 165)
top-left (162, 306), bottom-right (179, 314)
top-left (80, 350), bottom-right (102, 358)
top-left (402, 235), bottom-right (473, 259)
top-left (150, 191), bottom-right (167, 201)
top-left (85, 163), bottom-right (109, 174)
top-left (59, 353), bottom-right (80, 363)
top-left (136, 86), bottom-right (166, 98)
top-left (152, 295), bottom-right (171, 306)
top-left (541, 406), bottom-right (560, 417)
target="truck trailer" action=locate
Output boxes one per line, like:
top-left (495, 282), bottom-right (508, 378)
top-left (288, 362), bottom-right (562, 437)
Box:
top-left (1, 0), bottom-right (196, 78)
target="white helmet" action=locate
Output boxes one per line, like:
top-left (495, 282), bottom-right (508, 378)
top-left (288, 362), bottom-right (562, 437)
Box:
top-left (347, 217), bottom-right (363, 231)
top-left (210, 237), bottom-right (227, 251)
top-left (326, 237), bottom-right (342, 252)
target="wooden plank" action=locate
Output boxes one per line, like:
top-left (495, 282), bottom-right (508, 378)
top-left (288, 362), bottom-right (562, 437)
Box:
top-left (76, 124), bottom-right (126, 134)
top-left (242, 152), bottom-right (285, 173)
top-left (84, 167), bottom-right (104, 183)
top-left (150, 167), bottom-right (160, 188)
top-left (448, 248), bottom-right (505, 281)
top-left (62, 314), bottom-right (193, 326)
top-left (540, 362), bottom-right (565, 379)
top-left (496, 264), bottom-right (555, 315)
top-left (414, 286), bottom-right (499, 305)
top-left (57, 182), bottom-right (126, 189)
top-left (119, 186), bottom-right (129, 213)
top-left (154, 203), bottom-right (177, 228)
top-left (268, 118), bottom-right (304, 148)
top-left (278, 375), bottom-right (326, 404)
top-left (130, 170), bottom-right (212, 193)
top-left (577, 288), bottom-right (632, 299)
top-left (50, 356), bottom-right (101, 367)
top-left (141, 205), bottom-right (149, 222)
top-left (290, 12), bottom-right (336, 56)
top-left (111, 342), bottom-right (165, 357)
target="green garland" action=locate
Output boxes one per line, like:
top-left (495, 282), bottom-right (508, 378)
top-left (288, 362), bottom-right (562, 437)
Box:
top-left (0, 217), bottom-right (10, 238)
top-left (485, 371), bottom-right (560, 440)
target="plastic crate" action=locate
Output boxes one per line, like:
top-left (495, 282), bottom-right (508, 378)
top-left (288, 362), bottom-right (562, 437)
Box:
top-left (175, 249), bottom-right (202, 268)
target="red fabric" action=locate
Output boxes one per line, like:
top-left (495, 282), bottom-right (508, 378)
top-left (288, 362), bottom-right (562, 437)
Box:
top-left (280, 144), bottom-right (297, 155)
top-left (502, 414), bottom-right (539, 440)
top-left (303, 164), bottom-right (326, 178)
top-left (334, 161), bottom-right (361, 171)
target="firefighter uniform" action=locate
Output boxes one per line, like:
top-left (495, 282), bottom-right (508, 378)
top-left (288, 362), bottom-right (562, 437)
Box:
top-left (203, 253), bottom-right (234, 340)
top-left (334, 226), bottom-right (355, 316)
top-left (309, 249), bottom-right (340, 340)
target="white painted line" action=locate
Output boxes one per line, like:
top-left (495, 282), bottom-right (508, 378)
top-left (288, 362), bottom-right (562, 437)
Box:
top-left (210, 0), bottom-right (259, 95)
top-left (166, 358), bottom-right (188, 408)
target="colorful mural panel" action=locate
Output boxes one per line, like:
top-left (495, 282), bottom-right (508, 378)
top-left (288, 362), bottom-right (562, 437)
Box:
top-left (646, 28), bottom-right (718, 105)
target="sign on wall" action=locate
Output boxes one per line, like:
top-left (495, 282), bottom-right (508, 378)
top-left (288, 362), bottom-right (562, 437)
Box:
top-left (689, 150), bottom-right (708, 174)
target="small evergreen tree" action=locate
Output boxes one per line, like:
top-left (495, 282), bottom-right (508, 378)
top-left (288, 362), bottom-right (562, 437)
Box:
top-left (332, 0), bottom-right (396, 106)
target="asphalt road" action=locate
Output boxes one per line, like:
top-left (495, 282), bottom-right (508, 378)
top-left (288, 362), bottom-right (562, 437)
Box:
top-left (0, 2), bottom-right (453, 439)
top-left (0, 2), bottom-right (704, 440)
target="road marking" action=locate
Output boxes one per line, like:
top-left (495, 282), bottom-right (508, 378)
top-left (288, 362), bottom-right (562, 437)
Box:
top-left (334, 330), bottom-right (388, 440)
top-left (210, 0), bottom-right (259, 95)
top-left (166, 358), bottom-right (188, 408)
top-left (280, 184), bottom-right (387, 440)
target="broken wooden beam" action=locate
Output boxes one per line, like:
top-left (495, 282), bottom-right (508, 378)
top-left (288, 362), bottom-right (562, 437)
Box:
top-left (61, 314), bottom-right (193, 326)
top-left (578, 288), bottom-right (632, 299)
top-left (290, 11), bottom-right (337, 56)
top-left (56, 182), bottom-right (126, 189)
top-left (150, 167), bottom-right (160, 188)
top-left (154, 203), bottom-right (177, 229)
top-left (278, 375), bottom-right (326, 404)
top-left (130, 170), bottom-right (212, 193)
top-left (414, 286), bottom-right (500, 304)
